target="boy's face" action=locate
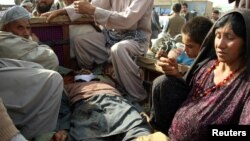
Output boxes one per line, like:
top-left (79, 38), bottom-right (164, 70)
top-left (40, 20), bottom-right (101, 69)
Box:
top-left (182, 33), bottom-right (201, 59)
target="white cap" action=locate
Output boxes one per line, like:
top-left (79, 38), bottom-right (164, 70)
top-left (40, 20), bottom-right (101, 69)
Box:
top-left (20, 0), bottom-right (33, 7)
top-left (0, 6), bottom-right (30, 30)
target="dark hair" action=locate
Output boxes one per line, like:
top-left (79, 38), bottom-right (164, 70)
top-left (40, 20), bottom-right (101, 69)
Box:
top-left (182, 2), bottom-right (188, 8)
top-left (181, 16), bottom-right (213, 45)
top-left (172, 3), bottom-right (182, 13)
top-left (215, 13), bottom-right (246, 43)
top-left (213, 9), bottom-right (220, 14)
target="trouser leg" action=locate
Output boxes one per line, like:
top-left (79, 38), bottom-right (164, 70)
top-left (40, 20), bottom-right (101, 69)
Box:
top-left (111, 40), bottom-right (147, 101)
top-left (150, 75), bottom-right (189, 134)
top-left (73, 31), bottom-right (109, 69)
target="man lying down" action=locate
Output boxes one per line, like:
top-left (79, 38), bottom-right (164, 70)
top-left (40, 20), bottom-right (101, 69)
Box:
top-left (53, 81), bottom-right (152, 141)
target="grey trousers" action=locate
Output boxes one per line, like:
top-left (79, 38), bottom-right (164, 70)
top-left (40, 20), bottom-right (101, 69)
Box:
top-left (57, 93), bottom-right (151, 141)
top-left (73, 30), bottom-right (149, 101)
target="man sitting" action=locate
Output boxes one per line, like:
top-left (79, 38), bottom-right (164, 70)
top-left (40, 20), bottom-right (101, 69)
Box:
top-left (0, 6), bottom-right (59, 70)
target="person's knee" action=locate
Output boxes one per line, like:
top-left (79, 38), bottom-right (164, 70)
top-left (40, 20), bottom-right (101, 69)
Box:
top-left (51, 70), bottom-right (63, 82)
top-left (152, 75), bottom-right (186, 101)
top-left (73, 36), bottom-right (83, 46)
top-left (73, 34), bottom-right (90, 49)
top-left (152, 75), bottom-right (168, 91)
top-left (49, 54), bottom-right (59, 71)
top-left (48, 71), bottom-right (64, 98)
top-left (152, 75), bottom-right (183, 89)
top-left (110, 41), bottom-right (128, 55)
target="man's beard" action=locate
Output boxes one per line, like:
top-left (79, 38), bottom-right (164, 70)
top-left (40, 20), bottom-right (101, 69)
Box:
top-left (36, 4), bottom-right (52, 14)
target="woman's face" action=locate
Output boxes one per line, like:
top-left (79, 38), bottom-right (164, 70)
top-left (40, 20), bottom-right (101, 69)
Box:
top-left (182, 33), bottom-right (201, 59)
top-left (214, 24), bottom-right (244, 64)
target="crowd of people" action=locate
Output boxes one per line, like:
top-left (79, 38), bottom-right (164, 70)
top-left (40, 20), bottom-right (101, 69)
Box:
top-left (1, 0), bottom-right (250, 141)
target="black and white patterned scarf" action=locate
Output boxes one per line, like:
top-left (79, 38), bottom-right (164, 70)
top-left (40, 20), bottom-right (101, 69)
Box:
top-left (103, 29), bottom-right (147, 48)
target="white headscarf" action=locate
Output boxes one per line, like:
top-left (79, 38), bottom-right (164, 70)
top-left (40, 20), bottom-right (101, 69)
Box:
top-left (0, 6), bottom-right (30, 30)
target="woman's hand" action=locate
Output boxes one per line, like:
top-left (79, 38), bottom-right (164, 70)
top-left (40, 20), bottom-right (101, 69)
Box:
top-left (40, 9), bottom-right (67, 23)
top-left (74, 0), bottom-right (95, 15)
top-left (157, 57), bottom-right (182, 77)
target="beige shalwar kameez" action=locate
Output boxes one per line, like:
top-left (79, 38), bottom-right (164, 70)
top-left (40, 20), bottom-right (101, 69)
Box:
top-left (65, 0), bottom-right (153, 101)
top-left (0, 58), bottom-right (63, 139)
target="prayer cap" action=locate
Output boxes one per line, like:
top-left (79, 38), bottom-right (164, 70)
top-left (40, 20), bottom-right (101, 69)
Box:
top-left (0, 6), bottom-right (30, 30)
top-left (21, 0), bottom-right (33, 7)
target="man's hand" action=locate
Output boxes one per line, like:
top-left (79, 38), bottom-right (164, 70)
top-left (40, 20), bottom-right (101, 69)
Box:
top-left (74, 0), bottom-right (96, 15)
top-left (156, 57), bottom-right (182, 77)
top-left (31, 33), bottom-right (39, 42)
top-left (52, 130), bottom-right (68, 141)
top-left (40, 9), bottom-right (67, 23)
top-left (155, 49), bottom-right (168, 59)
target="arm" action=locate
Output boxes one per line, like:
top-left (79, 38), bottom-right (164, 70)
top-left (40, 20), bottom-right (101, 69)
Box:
top-left (41, 8), bottom-right (68, 23)
top-left (75, 0), bottom-right (153, 29)
top-left (42, 2), bottom-right (88, 23)
top-left (157, 56), bottom-right (183, 78)
top-left (0, 58), bottom-right (43, 69)
top-left (21, 44), bottom-right (59, 70)
top-left (0, 33), bottom-right (59, 70)
top-left (30, 33), bottom-right (40, 42)
top-left (42, 1), bottom-right (101, 23)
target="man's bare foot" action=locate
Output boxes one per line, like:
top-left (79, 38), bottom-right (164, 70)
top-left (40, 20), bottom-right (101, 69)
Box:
top-left (51, 130), bottom-right (68, 141)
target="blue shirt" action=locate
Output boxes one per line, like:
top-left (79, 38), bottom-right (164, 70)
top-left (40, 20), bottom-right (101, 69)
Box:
top-left (177, 52), bottom-right (194, 66)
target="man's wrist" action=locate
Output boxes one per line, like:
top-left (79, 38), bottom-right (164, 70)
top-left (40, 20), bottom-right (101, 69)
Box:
top-left (59, 9), bottom-right (68, 15)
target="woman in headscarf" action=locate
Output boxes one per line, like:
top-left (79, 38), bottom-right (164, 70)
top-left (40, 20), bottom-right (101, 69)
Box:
top-left (137, 8), bottom-right (250, 141)
top-left (150, 16), bottom-right (213, 133)
top-left (167, 8), bottom-right (250, 141)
